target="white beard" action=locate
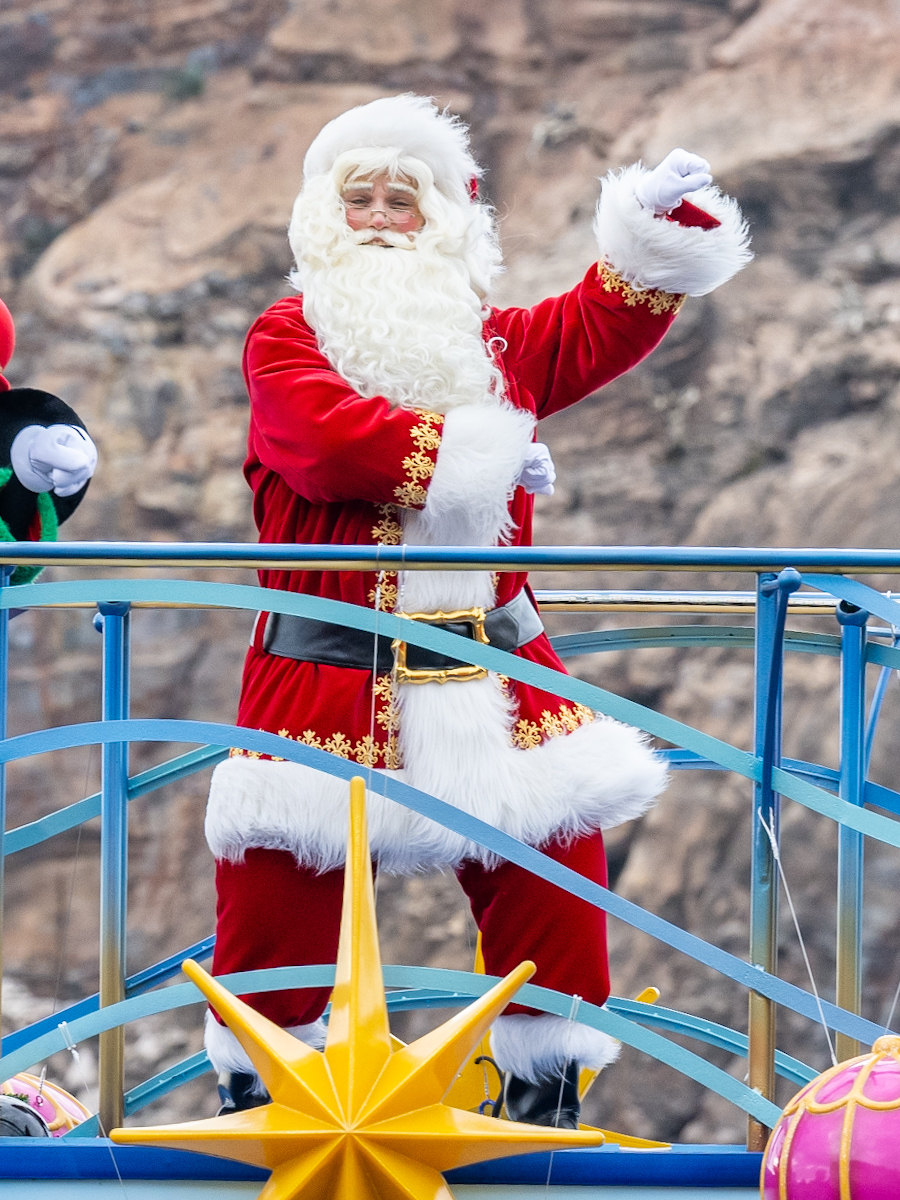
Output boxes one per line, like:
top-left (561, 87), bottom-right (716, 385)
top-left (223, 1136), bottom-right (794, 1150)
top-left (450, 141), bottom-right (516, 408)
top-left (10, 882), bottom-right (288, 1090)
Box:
top-left (299, 234), bottom-right (505, 414)
top-left (297, 219), bottom-right (526, 612)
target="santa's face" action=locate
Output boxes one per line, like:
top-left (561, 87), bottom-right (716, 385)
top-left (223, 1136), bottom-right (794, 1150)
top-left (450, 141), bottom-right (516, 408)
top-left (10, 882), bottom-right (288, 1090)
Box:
top-left (289, 151), bottom-right (505, 413)
top-left (341, 173), bottom-right (424, 244)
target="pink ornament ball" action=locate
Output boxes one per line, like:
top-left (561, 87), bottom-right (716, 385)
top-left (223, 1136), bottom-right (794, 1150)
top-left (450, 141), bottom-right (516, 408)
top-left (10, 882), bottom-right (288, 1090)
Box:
top-left (1, 1071), bottom-right (90, 1136)
top-left (761, 1035), bottom-right (900, 1199)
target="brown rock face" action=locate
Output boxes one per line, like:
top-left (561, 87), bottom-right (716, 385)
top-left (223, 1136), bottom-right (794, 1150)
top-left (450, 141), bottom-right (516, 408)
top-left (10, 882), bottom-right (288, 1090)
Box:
top-left (2, 0), bottom-right (900, 1141)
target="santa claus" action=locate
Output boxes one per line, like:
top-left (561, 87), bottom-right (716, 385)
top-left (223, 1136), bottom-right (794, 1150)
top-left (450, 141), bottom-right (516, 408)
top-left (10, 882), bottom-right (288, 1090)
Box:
top-left (204, 94), bottom-right (751, 1126)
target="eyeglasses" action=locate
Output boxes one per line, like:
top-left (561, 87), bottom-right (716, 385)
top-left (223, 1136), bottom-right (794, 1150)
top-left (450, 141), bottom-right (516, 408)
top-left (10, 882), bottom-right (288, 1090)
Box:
top-left (341, 197), bottom-right (421, 224)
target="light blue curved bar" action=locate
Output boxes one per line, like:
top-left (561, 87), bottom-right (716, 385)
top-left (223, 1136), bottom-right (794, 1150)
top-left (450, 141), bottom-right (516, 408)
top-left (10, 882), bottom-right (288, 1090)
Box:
top-left (866, 641), bottom-right (900, 669)
top-left (0, 716), bottom-right (887, 1047)
top-left (2, 963), bottom-right (781, 1129)
top-left (7, 597), bottom-right (900, 854)
top-left (552, 626), bottom-right (844, 660)
top-left (803, 574), bottom-right (900, 627)
top-left (110, 993), bottom-right (814, 1126)
top-left (7, 578), bottom-right (900, 854)
top-left (5, 745), bottom-right (227, 856)
top-left (865, 780), bottom-right (900, 816)
top-left (605, 1000), bottom-right (815, 1087)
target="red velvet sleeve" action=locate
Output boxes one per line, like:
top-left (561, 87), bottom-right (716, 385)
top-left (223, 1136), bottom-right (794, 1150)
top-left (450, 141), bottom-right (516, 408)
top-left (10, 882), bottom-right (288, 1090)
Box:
top-left (492, 263), bottom-right (683, 421)
top-left (243, 299), bottom-right (443, 507)
top-left (492, 200), bottom-right (722, 420)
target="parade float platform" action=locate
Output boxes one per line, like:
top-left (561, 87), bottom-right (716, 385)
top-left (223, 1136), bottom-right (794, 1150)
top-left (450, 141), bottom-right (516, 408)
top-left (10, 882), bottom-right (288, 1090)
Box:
top-left (1, 541), bottom-right (898, 1198)
top-left (0, 1140), bottom-right (762, 1196)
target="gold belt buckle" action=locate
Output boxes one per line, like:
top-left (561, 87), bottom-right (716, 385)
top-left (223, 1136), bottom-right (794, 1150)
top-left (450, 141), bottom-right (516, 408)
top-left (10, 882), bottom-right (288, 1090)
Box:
top-left (392, 607), bottom-right (490, 684)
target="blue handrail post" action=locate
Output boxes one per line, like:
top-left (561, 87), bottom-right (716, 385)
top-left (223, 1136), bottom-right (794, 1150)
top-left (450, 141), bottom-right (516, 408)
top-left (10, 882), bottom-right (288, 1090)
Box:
top-left (0, 566), bottom-right (12, 1037)
top-left (835, 600), bottom-right (868, 1062)
top-left (97, 600), bottom-right (130, 1134)
top-left (748, 568), bottom-right (800, 1150)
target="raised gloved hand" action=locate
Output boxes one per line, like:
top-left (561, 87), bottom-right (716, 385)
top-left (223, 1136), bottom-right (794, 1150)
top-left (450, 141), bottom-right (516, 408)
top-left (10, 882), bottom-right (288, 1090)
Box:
top-left (517, 442), bottom-right (556, 496)
top-left (11, 424), bottom-right (98, 497)
top-left (635, 148), bottom-right (713, 215)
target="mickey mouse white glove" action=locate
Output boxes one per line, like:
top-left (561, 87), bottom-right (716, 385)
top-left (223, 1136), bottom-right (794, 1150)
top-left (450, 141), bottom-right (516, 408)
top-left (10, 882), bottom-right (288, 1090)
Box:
top-left (635, 148), bottom-right (713, 215)
top-left (11, 424), bottom-right (98, 497)
top-left (517, 442), bottom-right (556, 496)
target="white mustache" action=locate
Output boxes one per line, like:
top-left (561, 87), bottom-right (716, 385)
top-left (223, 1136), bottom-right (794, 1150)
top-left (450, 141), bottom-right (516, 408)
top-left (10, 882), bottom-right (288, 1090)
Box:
top-left (351, 228), bottom-right (418, 250)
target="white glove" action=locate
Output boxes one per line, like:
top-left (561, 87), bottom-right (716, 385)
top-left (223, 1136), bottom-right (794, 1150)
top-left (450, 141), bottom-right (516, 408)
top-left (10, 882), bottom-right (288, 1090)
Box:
top-left (11, 424), bottom-right (98, 496)
top-left (517, 442), bottom-right (556, 496)
top-left (635, 148), bottom-right (713, 215)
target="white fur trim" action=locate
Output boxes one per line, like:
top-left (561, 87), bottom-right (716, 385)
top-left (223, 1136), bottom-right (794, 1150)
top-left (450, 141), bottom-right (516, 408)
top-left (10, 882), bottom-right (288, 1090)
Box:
top-left (304, 95), bottom-right (480, 206)
top-left (205, 675), bottom-right (667, 874)
top-left (593, 163), bottom-right (752, 297)
top-left (400, 403), bottom-right (535, 612)
top-left (491, 1013), bottom-right (620, 1083)
top-left (204, 1010), bottom-right (326, 1090)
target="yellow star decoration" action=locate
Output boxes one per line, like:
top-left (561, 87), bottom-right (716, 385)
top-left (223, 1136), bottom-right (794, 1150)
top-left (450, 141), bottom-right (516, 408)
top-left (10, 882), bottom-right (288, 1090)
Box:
top-left (111, 777), bottom-right (607, 1200)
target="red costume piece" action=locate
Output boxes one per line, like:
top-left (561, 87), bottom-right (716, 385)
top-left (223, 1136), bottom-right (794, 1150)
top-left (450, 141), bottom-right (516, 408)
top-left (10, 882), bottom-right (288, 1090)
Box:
top-left (237, 261), bottom-right (680, 766)
top-left (211, 256), bottom-right (688, 1025)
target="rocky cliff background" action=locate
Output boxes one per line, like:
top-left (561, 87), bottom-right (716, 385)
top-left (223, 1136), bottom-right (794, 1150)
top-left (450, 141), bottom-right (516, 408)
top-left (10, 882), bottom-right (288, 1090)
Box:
top-left (2, 0), bottom-right (900, 1142)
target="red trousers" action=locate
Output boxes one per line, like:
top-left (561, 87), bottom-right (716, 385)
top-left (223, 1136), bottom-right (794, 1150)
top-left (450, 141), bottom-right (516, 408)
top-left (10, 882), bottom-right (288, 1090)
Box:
top-left (211, 829), bottom-right (610, 1026)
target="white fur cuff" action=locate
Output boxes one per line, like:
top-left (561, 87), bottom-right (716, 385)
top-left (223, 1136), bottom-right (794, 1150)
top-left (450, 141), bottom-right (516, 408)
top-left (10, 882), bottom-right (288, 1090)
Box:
top-left (419, 402), bottom-right (535, 547)
top-left (205, 696), bottom-right (667, 875)
top-left (491, 1012), bottom-right (620, 1083)
top-left (594, 163), bottom-right (752, 297)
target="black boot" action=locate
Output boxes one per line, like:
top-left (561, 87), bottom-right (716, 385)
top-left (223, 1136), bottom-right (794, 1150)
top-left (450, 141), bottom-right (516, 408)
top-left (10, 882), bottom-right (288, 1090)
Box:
top-left (503, 1060), bottom-right (581, 1129)
top-left (216, 1071), bottom-right (270, 1117)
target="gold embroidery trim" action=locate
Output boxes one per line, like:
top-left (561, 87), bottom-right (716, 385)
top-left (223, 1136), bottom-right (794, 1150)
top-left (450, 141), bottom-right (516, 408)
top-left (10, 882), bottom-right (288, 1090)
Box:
top-left (368, 572), bottom-right (398, 612)
top-left (229, 696), bottom-right (592, 762)
top-left (409, 410), bottom-right (442, 451)
top-left (598, 262), bottom-right (685, 316)
top-left (369, 504), bottom-right (402, 611)
top-left (393, 410), bottom-right (442, 507)
top-left (511, 703), bottom-right (595, 750)
top-left (371, 503), bottom-right (403, 547)
top-left (230, 680), bottom-right (402, 770)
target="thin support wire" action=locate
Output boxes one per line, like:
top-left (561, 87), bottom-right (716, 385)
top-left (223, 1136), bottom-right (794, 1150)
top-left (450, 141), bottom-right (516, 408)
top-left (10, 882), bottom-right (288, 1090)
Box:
top-left (883, 975), bottom-right (900, 1035)
top-left (546, 992), bottom-right (583, 1189)
top-left (50, 744), bottom-right (93, 1016)
top-left (58, 1021), bottom-right (130, 1195)
top-left (758, 810), bottom-right (837, 1067)
top-left (368, 565), bottom-right (382, 908)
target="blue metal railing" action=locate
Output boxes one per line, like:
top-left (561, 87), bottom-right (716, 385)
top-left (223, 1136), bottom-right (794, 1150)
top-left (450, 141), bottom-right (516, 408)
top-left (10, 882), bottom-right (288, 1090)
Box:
top-left (0, 544), bottom-right (898, 1147)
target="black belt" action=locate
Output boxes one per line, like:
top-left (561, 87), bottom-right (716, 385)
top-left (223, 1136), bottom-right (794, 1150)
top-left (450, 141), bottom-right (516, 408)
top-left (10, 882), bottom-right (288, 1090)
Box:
top-left (259, 589), bottom-right (543, 679)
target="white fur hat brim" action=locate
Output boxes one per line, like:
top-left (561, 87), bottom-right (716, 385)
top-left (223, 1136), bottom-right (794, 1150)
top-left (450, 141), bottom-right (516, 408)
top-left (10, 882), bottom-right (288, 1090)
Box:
top-left (303, 94), bottom-right (480, 205)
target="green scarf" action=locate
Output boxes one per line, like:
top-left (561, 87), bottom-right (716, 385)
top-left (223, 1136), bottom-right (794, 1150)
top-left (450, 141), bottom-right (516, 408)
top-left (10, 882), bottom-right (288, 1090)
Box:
top-left (0, 466), bottom-right (59, 585)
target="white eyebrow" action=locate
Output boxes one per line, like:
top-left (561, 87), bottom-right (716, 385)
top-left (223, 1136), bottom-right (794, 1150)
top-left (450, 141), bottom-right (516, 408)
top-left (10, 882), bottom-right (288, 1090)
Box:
top-left (340, 180), bottom-right (417, 196)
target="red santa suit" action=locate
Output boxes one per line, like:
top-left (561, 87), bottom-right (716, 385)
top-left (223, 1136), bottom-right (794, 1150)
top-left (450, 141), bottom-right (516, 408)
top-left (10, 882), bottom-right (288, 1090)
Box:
top-left (204, 96), bottom-right (752, 1085)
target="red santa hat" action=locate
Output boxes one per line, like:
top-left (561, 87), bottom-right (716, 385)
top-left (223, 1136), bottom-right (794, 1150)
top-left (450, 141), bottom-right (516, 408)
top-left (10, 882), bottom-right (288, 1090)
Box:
top-left (302, 94), bottom-right (482, 206)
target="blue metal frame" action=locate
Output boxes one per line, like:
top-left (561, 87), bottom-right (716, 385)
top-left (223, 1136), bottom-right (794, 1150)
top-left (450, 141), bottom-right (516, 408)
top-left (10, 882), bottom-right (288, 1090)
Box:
top-left (835, 600), bottom-right (868, 1060)
top-left (0, 547), bottom-right (898, 1167)
top-left (96, 600), bottom-right (130, 1130)
top-left (10, 539), bottom-right (900, 570)
top-left (0, 566), bottom-right (11, 1038)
